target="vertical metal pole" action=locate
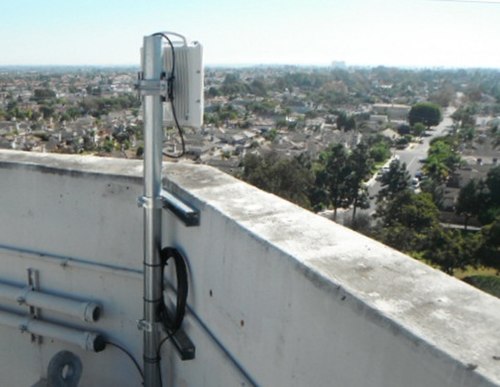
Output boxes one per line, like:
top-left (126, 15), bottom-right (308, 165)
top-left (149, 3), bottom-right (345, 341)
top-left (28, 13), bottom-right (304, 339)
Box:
top-left (142, 34), bottom-right (163, 387)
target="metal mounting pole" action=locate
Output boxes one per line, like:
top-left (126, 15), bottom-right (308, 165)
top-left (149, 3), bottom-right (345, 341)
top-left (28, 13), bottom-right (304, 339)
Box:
top-left (141, 34), bottom-right (163, 387)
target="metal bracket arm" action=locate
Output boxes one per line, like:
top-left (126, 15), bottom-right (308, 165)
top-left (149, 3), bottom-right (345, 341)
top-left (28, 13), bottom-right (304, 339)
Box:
top-left (160, 189), bottom-right (200, 227)
top-left (170, 328), bottom-right (196, 361)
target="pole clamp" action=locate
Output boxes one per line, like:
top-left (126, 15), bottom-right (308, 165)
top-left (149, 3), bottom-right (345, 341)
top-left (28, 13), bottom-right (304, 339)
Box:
top-left (137, 319), bottom-right (153, 332)
top-left (135, 77), bottom-right (168, 98)
top-left (137, 196), bottom-right (163, 209)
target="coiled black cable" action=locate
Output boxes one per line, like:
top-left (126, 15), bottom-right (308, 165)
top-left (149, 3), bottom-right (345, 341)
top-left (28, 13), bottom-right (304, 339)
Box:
top-left (159, 247), bottom-right (188, 332)
top-left (157, 247), bottom-right (189, 386)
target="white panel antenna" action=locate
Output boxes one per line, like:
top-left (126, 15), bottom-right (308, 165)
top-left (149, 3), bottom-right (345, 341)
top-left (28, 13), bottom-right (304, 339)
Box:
top-left (162, 33), bottom-right (204, 129)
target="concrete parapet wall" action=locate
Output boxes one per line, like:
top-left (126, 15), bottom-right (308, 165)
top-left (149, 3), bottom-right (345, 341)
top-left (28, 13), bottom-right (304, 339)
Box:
top-left (0, 150), bottom-right (499, 387)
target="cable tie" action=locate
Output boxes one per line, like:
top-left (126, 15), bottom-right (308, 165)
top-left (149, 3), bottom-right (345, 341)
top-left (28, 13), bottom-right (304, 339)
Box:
top-left (143, 297), bottom-right (163, 304)
top-left (143, 355), bottom-right (160, 364)
top-left (143, 261), bottom-right (163, 268)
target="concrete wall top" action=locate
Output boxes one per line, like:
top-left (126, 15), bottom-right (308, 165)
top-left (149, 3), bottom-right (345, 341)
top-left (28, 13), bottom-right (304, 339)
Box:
top-left (1, 149), bottom-right (500, 386)
top-left (0, 149), bottom-right (144, 180)
top-left (165, 155), bottom-right (500, 386)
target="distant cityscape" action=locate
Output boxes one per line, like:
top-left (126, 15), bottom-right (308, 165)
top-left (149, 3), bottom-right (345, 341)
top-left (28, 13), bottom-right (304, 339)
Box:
top-left (1, 65), bottom-right (497, 168)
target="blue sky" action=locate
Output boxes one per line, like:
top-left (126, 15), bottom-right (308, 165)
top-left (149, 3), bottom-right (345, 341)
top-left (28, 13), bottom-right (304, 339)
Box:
top-left (0, 0), bottom-right (499, 68)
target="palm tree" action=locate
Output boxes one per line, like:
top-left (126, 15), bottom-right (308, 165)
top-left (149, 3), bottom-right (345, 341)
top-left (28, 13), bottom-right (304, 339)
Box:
top-left (424, 156), bottom-right (449, 184)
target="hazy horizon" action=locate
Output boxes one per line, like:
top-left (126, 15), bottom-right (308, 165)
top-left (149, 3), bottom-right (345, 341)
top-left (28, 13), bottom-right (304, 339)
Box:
top-left (1, 63), bottom-right (499, 71)
top-left (1, 0), bottom-right (499, 69)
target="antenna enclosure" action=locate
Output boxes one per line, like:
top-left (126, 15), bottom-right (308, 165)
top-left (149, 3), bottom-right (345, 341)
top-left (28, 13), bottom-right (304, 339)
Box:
top-left (163, 39), bottom-right (204, 129)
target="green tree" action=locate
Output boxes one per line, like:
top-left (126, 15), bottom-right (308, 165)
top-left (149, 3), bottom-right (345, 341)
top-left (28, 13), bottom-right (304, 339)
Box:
top-left (455, 179), bottom-right (482, 230)
top-left (424, 228), bottom-right (477, 275)
top-left (377, 160), bottom-right (410, 202)
top-left (314, 143), bottom-right (351, 219)
top-left (345, 116), bottom-right (356, 131)
top-left (336, 111), bottom-right (356, 131)
top-left (242, 151), bottom-right (314, 209)
top-left (477, 217), bottom-right (500, 273)
top-left (412, 122), bottom-right (427, 137)
top-left (451, 105), bottom-right (476, 129)
top-left (220, 73), bottom-right (248, 96)
top-left (424, 137), bottom-right (461, 184)
top-left (397, 124), bottom-right (411, 136)
top-left (39, 105), bottom-right (55, 119)
top-left (365, 134), bottom-right (392, 162)
top-left (459, 127), bottom-right (475, 143)
top-left (424, 156), bottom-right (448, 184)
top-left (465, 83), bottom-right (483, 102)
top-left (33, 88), bottom-right (56, 101)
top-left (350, 185), bottom-right (370, 222)
top-left (491, 124), bottom-right (500, 149)
top-left (263, 128), bottom-right (277, 142)
top-left (375, 191), bottom-right (440, 253)
top-left (336, 111), bottom-right (348, 130)
top-left (479, 166), bottom-right (500, 224)
top-left (368, 141), bottom-right (391, 163)
top-left (376, 187), bottom-right (478, 274)
top-left (207, 87), bottom-right (220, 98)
top-left (346, 143), bottom-right (373, 221)
top-left (419, 178), bottom-right (445, 209)
top-left (409, 102), bottom-right (442, 129)
top-left (485, 166), bottom-right (500, 207)
top-left (429, 84), bottom-right (455, 107)
top-left (250, 79), bottom-right (268, 96)
top-left (313, 143), bottom-right (373, 221)
top-left (101, 138), bottom-right (115, 153)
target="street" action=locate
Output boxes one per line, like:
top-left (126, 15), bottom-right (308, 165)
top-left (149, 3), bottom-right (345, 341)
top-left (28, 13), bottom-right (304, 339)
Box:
top-left (339, 107), bottom-right (456, 224)
top-left (391, 106), bottom-right (455, 181)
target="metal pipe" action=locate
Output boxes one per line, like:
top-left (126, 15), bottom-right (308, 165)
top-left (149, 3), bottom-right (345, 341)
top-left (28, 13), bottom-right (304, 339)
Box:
top-left (0, 243), bottom-right (143, 279)
top-left (0, 283), bottom-right (101, 323)
top-left (142, 34), bottom-right (164, 387)
top-left (0, 309), bottom-right (105, 352)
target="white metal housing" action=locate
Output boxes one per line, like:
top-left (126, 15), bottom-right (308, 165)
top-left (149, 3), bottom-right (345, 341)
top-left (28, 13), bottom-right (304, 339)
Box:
top-left (163, 36), bottom-right (204, 129)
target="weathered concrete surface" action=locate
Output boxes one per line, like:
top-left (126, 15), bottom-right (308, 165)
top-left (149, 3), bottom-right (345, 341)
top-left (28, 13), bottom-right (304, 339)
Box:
top-left (166, 159), bottom-right (500, 387)
top-left (0, 150), bottom-right (499, 387)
